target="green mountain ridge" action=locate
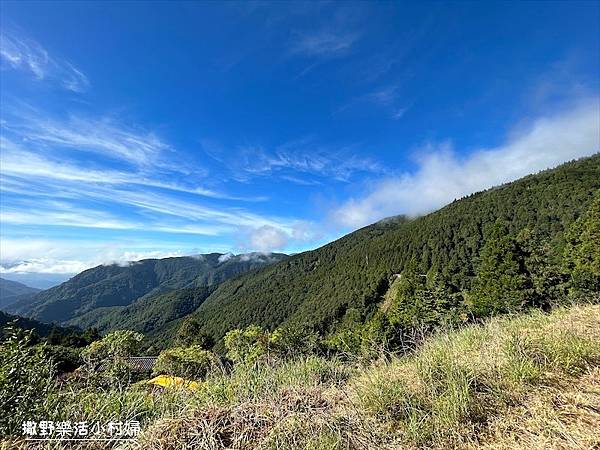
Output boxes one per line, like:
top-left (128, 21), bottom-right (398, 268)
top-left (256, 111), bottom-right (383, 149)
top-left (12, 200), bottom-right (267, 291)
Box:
top-left (0, 310), bottom-right (77, 340)
top-left (182, 155), bottom-right (600, 350)
top-left (6, 253), bottom-right (287, 325)
top-left (67, 286), bottom-right (216, 335)
top-left (6, 156), bottom-right (599, 352)
top-left (0, 278), bottom-right (40, 309)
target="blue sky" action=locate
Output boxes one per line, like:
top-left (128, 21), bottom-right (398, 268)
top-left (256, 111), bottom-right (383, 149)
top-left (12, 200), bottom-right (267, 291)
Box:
top-left (0, 0), bottom-right (599, 279)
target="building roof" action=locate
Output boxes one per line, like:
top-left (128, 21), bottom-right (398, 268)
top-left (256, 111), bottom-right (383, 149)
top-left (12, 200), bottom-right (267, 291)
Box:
top-left (97, 356), bottom-right (158, 372)
top-left (126, 356), bottom-right (158, 371)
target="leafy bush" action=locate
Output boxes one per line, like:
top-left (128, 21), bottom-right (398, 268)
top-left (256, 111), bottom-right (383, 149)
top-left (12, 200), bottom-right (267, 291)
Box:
top-left (40, 344), bottom-right (82, 373)
top-left (270, 323), bottom-right (319, 357)
top-left (153, 346), bottom-right (219, 379)
top-left (175, 318), bottom-right (214, 348)
top-left (81, 329), bottom-right (144, 386)
top-left (0, 327), bottom-right (56, 435)
top-left (224, 325), bottom-right (271, 364)
top-left (224, 323), bottom-right (321, 364)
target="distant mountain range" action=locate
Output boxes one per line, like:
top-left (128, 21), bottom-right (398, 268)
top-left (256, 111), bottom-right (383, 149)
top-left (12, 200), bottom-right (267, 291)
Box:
top-left (0, 273), bottom-right (73, 290)
top-left (5, 253), bottom-right (287, 329)
top-left (0, 278), bottom-right (40, 308)
top-left (4, 156), bottom-right (600, 352)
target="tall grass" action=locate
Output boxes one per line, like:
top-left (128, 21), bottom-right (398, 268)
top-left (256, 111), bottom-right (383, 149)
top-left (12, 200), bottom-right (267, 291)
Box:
top-left (5, 305), bottom-right (599, 449)
top-left (351, 305), bottom-right (600, 448)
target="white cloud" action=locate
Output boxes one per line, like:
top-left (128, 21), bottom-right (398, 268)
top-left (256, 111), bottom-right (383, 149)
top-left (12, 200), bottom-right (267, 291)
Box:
top-left (0, 136), bottom-right (262, 202)
top-left (218, 252), bottom-right (234, 263)
top-left (246, 225), bottom-right (289, 252)
top-left (0, 238), bottom-right (190, 274)
top-left (336, 85), bottom-right (410, 121)
top-left (1, 259), bottom-right (87, 275)
top-left (392, 106), bottom-right (409, 120)
top-left (333, 101), bottom-right (600, 228)
top-left (239, 220), bottom-right (320, 253)
top-left (0, 29), bottom-right (89, 92)
top-left (0, 140), bottom-right (299, 239)
top-left (365, 86), bottom-right (399, 106)
top-left (4, 112), bottom-right (169, 168)
top-left (290, 29), bottom-right (359, 58)
top-left (0, 208), bottom-right (137, 231)
top-left (239, 252), bottom-right (274, 262)
top-left (230, 139), bottom-right (383, 183)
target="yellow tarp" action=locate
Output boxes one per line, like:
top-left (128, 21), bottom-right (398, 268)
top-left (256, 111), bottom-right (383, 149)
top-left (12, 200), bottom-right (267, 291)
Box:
top-left (146, 375), bottom-right (200, 390)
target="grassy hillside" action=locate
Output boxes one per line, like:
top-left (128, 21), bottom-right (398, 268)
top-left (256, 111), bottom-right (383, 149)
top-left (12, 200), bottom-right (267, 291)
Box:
top-left (4, 303), bottom-right (597, 448)
top-left (7, 253), bottom-right (287, 324)
top-left (186, 155), bottom-right (600, 348)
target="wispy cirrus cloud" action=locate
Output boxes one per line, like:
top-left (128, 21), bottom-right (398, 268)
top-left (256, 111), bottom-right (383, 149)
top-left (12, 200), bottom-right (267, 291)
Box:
top-left (0, 133), bottom-right (306, 246)
top-left (333, 100), bottom-right (600, 228)
top-left (287, 4), bottom-right (364, 65)
top-left (336, 84), bottom-right (411, 120)
top-left (0, 156), bottom-right (287, 234)
top-left (290, 29), bottom-right (360, 58)
top-left (0, 103), bottom-right (309, 266)
top-left (204, 137), bottom-right (384, 184)
top-left (0, 28), bottom-right (89, 92)
top-left (1, 99), bottom-right (268, 201)
top-left (0, 204), bottom-right (234, 237)
top-left (0, 135), bottom-right (265, 202)
top-left (2, 107), bottom-right (170, 168)
top-left (238, 146), bottom-right (381, 182)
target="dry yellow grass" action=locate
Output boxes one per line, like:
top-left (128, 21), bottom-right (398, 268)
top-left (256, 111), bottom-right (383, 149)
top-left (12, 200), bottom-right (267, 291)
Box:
top-left (348, 304), bottom-right (600, 450)
top-left (6, 305), bottom-right (598, 450)
top-left (123, 305), bottom-right (598, 449)
top-left (474, 367), bottom-right (600, 450)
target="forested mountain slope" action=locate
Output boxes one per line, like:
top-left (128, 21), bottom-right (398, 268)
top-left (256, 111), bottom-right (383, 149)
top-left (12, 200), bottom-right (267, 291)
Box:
top-left (186, 155), bottom-right (600, 347)
top-left (67, 286), bottom-right (216, 335)
top-left (0, 310), bottom-right (80, 340)
top-left (0, 278), bottom-right (40, 308)
top-left (7, 253), bottom-right (286, 324)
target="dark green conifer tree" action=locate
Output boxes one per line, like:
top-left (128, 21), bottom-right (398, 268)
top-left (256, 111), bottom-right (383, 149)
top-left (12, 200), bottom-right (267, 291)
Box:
top-left (563, 192), bottom-right (600, 294)
top-left (469, 219), bottom-right (530, 317)
top-left (388, 258), bottom-right (440, 330)
top-left (175, 318), bottom-right (214, 349)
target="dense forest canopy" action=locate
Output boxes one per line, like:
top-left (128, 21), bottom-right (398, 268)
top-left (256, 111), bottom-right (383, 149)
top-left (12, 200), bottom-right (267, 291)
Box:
top-left (3, 156), bottom-right (599, 353)
top-left (6, 253), bottom-right (287, 325)
top-left (185, 155), bottom-right (600, 350)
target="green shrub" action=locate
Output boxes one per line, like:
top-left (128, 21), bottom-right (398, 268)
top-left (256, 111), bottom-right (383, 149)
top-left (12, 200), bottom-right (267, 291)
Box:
top-left (81, 329), bottom-right (144, 386)
top-left (153, 346), bottom-right (219, 379)
top-left (0, 327), bottom-right (56, 436)
top-left (224, 325), bottom-right (271, 363)
top-left (82, 329), bottom-right (144, 363)
top-left (175, 318), bottom-right (214, 348)
top-left (270, 324), bottom-right (318, 357)
top-left (40, 345), bottom-right (82, 374)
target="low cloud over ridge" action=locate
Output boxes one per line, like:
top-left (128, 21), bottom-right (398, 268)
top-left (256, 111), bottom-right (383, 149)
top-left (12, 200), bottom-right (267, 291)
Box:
top-left (333, 101), bottom-right (600, 228)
